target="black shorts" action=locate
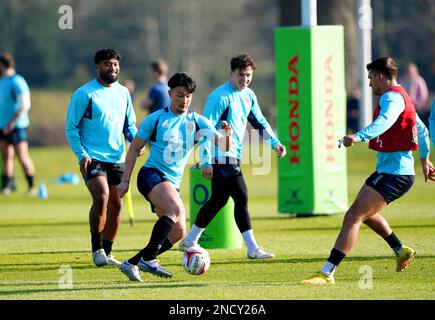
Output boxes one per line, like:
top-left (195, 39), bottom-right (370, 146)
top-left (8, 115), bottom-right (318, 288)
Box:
top-left (365, 171), bottom-right (415, 204)
top-left (212, 157), bottom-right (242, 181)
top-left (137, 166), bottom-right (180, 213)
top-left (0, 128), bottom-right (28, 145)
top-left (83, 159), bottom-right (125, 185)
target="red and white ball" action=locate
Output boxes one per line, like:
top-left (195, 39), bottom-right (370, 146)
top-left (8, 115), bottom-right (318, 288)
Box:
top-left (181, 247), bottom-right (210, 275)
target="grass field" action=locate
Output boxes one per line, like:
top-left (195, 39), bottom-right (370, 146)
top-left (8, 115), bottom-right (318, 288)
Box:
top-left (0, 144), bottom-right (434, 300)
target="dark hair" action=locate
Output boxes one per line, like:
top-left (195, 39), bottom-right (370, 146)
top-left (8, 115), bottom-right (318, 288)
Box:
top-left (0, 53), bottom-right (15, 68)
top-left (230, 53), bottom-right (256, 71)
top-left (168, 72), bottom-right (196, 93)
top-left (150, 59), bottom-right (168, 75)
top-left (366, 56), bottom-right (398, 80)
top-left (94, 48), bottom-right (121, 65)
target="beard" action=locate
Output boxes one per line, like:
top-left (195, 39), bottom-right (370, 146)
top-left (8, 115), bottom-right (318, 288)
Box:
top-left (100, 71), bottom-right (118, 84)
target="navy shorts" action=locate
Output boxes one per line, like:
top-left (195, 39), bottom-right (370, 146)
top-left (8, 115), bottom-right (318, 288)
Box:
top-left (83, 159), bottom-right (124, 185)
top-left (0, 128), bottom-right (28, 145)
top-left (365, 171), bottom-right (415, 204)
top-left (137, 166), bottom-right (180, 213)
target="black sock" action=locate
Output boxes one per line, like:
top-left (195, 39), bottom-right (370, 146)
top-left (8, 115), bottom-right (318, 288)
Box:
top-left (139, 216), bottom-right (175, 262)
top-left (25, 175), bottom-right (34, 189)
top-left (1, 175), bottom-right (10, 189)
top-left (327, 248), bottom-right (346, 267)
top-left (91, 232), bottom-right (103, 252)
top-left (383, 232), bottom-right (402, 256)
top-left (103, 239), bottom-right (113, 256)
top-left (128, 240), bottom-right (173, 265)
top-left (157, 239), bottom-right (173, 256)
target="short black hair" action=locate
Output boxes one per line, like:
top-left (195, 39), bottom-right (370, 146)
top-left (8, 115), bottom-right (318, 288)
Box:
top-left (366, 56), bottom-right (398, 80)
top-left (0, 53), bottom-right (15, 68)
top-left (94, 48), bottom-right (121, 65)
top-left (168, 72), bottom-right (196, 93)
top-left (230, 53), bottom-right (256, 71)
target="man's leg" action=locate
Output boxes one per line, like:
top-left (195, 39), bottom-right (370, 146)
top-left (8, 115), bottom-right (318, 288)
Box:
top-left (180, 175), bottom-right (230, 249)
top-left (0, 141), bottom-right (14, 194)
top-left (122, 182), bottom-right (182, 279)
top-left (85, 176), bottom-right (110, 266)
top-left (303, 184), bottom-right (386, 285)
top-left (13, 141), bottom-right (35, 193)
top-left (227, 174), bottom-right (274, 259)
top-left (101, 184), bottom-right (123, 265)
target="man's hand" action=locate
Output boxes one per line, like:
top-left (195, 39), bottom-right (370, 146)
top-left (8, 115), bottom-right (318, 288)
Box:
top-left (3, 123), bottom-right (15, 135)
top-left (420, 157), bottom-right (434, 182)
top-left (341, 135), bottom-right (359, 148)
top-left (274, 144), bottom-right (286, 158)
top-left (79, 157), bottom-right (92, 176)
top-left (117, 180), bottom-right (130, 198)
top-left (201, 166), bottom-right (213, 180)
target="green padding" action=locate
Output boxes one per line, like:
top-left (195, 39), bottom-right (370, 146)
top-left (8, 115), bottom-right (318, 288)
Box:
top-left (275, 26), bottom-right (348, 215)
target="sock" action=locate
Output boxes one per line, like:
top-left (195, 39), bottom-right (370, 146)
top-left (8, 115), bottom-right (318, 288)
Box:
top-left (139, 215), bottom-right (175, 262)
top-left (9, 176), bottom-right (16, 191)
top-left (91, 232), bottom-right (103, 252)
top-left (383, 232), bottom-right (403, 256)
top-left (157, 239), bottom-right (173, 255)
top-left (25, 175), bottom-right (34, 189)
top-left (1, 175), bottom-right (10, 189)
top-left (102, 239), bottom-right (113, 256)
top-left (129, 238), bottom-right (174, 265)
top-left (242, 229), bottom-right (258, 253)
top-left (184, 224), bottom-right (205, 245)
top-left (321, 248), bottom-right (346, 276)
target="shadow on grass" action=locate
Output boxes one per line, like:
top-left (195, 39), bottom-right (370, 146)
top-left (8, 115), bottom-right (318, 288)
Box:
top-left (0, 281), bottom-right (210, 297)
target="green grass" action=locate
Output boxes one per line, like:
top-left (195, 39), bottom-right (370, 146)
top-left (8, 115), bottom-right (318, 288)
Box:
top-left (0, 144), bottom-right (434, 300)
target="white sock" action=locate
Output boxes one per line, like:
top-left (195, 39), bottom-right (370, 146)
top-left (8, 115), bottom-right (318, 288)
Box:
top-left (321, 261), bottom-right (337, 276)
top-left (242, 229), bottom-right (258, 253)
top-left (184, 224), bottom-right (205, 245)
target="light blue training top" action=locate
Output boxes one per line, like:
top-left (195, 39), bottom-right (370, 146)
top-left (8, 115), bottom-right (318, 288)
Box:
top-left (0, 74), bottom-right (30, 129)
top-left (65, 79), bottom-right (137, 163)
top-left (200, 81), bottom-right (281, 167)
top-left (137, 107), bottom-right (221, 187)
top-left (355, 88), bottom-right (430, 175)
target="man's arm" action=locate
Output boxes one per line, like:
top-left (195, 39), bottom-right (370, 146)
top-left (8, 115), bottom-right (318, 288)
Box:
top-left (342, 92), bottom-right (405, 147)
top-left (117, 136), bottom-right (147, 198)
top-left (123, 89), bottom-right (137, 143)
top-left (248, 93), bottom-right (285, 157)
top-left (65, 90), bottom-right (89, 162)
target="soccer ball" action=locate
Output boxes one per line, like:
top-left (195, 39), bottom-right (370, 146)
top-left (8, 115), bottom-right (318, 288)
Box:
top-left (181, 246), bottom-right (210, 275)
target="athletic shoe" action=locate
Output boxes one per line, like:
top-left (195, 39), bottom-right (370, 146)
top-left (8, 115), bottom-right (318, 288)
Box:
top-left (27, 187), bottom-right (38, 197)
top-left (0, 187), bottom-right (11, 195)
top-left (106, 254), bottom-right (122, 267)
top-left (247, 247), bottom-right (275, 259)
top-left (396, 245), bottom-right (416, 272)
top-left (92, 249), bottom-right (108, 267)
top-left (138, 258), bottom-right (173, 278)
top-left (302, 272), bottom-right (335, 285)
top-left (178, 239), bottom-right (198, 252)
top-left (120, 260), bottom-right (143, 282)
